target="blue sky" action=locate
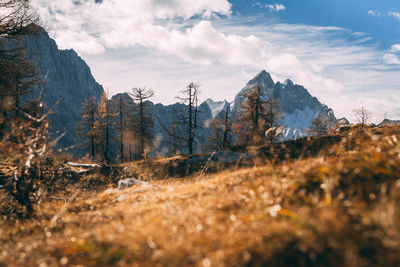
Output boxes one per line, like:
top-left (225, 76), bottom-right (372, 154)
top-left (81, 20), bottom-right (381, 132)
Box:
top-left (32, 0), bottom-right (400, 122)
top-left (232, 0), bottom-right (400, 46)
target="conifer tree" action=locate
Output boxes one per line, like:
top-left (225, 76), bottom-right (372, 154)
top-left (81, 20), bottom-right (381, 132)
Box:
top-left (97, 92), bottom-right (115, 163)
top-left (129, 87), bottom-right (154, 159)
top-left (114, 94), bottom-right (130, 162)
top-left (235, 83), bottom-right (280, 145)
top-left (222, 106), bottom-right (233, 149)
top-left (77, 96), bottom-right (99, 160)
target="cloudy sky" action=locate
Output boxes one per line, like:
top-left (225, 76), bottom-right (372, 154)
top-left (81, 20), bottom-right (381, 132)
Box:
top-left (31, 0), bottom-right (400, 122)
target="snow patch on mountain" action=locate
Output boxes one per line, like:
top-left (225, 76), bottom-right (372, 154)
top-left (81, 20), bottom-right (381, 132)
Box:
top-left (205, 98), bottom-right (230, 118)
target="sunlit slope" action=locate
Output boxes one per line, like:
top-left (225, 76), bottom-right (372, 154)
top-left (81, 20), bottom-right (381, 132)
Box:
top-left (1, 127), bottom-right (400, 266)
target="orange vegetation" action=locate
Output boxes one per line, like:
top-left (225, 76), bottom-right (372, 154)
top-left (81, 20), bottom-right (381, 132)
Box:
top-left (1, 126), bottom-right (400, 266)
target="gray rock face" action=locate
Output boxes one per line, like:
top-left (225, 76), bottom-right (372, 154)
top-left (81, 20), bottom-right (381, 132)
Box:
top-left (378, 119), bottom-right (400, 127)
top-left (227, 70), bottom-right (337, 139)
top-left (337, 117), bottom-right (350, 126)
top-left (204, 98), bottom-right (230, 119)
top-left (153, 100), bottom-right (213, 155)
top-left (22, 27), bottom-right (104, 149)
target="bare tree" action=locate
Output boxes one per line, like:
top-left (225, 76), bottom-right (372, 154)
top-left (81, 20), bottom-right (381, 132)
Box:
top-left (0, 85), bottom-right (58, 217)
top-left (0, 0), bottom-right (39, 37)
top-left (158, 107), bottom-right (186, 156)
top-left (129, 87), bottom-right (154, 159)
top-left (0, 2), bottom-right (40, 140)
top-left (177, 82), bottom-right (200, 154)
top-left (353, 103), bottom-right (372, 128)
top-left (0, 1), bottom-right (60, 217)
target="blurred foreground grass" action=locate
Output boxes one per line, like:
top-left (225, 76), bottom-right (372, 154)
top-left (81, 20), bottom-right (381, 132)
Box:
top-left (1, 126), bottom-right (400, 266)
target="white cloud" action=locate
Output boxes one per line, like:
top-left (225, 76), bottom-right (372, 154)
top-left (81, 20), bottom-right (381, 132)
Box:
top-left (84, 20), bottom-right (400, 121)
top-left (267, 4), bottom-right (285, 12)
top-left (30, 1), bottom-right (400, 121)
top-left (383, 53), bottom-right (400, 65)
top-left (391, 44), bottom-right (400, 53)
top-left (253, 2), bottom-right (285, 12)
top-left (32, 0), bottom-right (281, 67)
top-left (32, 0), bottom-right (233, 55)
top-left (367, 10), bottom-right (381, 17)
top-left (389, 11), bottom-right (400, 21)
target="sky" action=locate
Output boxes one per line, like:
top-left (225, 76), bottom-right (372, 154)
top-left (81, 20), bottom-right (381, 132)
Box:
top-left (31, 0), bottom-right (400, 122)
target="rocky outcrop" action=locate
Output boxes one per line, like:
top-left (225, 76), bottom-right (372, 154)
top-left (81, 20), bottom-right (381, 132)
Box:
top-left (378, 119), bottom-right (400, 127)
top-left (22, 26), bottom-right (104, 149)
top-left (214, 70), bottom-right (337, 139)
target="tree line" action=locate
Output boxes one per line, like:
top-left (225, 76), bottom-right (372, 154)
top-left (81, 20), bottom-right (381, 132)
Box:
top-left (77, 81), bottom-right (287, 162)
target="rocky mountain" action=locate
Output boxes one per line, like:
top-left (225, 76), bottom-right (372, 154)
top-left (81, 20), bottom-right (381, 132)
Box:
top-left (109, 71), bottom-right (338, 157)
top-left (204, 98), bottom-right (230, 119)
top-left (18, 27), bottom-right (342, 158)
top-left (378, 119), bottom-right (400, 127)
top-left (336, 117), bottom-right (350, 126)
top-left (224, 70), bottom-right (336, 139)
top-left (22, 26), bottom-right (104, 149)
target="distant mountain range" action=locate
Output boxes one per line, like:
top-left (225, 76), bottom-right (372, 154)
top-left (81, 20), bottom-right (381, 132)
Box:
top-left (21, 26), bottom-right (360, 157)
top-left (378, 119), bottom-right (400, 127)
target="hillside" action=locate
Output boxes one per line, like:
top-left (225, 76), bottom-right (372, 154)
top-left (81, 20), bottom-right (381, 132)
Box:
top-left (1, 126), bottom-right (399, 266)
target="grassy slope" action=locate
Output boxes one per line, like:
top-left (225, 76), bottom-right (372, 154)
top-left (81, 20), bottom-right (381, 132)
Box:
top-left (1, 127), bottom-right (400, 266)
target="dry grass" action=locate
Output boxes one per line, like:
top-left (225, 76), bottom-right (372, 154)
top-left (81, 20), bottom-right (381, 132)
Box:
top-left (1, 127), bottom-right (400, 266)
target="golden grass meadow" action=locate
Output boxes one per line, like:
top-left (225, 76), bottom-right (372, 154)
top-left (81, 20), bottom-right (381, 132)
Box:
top-left (1, 126), bottom-right (400, 267)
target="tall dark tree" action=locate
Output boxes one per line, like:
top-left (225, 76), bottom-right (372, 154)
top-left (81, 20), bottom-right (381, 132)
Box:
top-left (177, 82), bottom-right (200, 154)
top-left (222, 106), bottom-right (233, 149)
top-left (114, 94), bottom-right (130, 162)
top-left (129, 87), bottom-right (154, 159)
top-left (77, 96), bottom-right (99, 160)
top-left (97, 92), bottom-right (115, 163)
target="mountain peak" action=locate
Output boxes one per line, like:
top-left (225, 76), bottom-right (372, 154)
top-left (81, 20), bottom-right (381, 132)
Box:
top-left (246, 70), bottom-right (275, 88)
top-left (284, 79), bottom-right (294, 87)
